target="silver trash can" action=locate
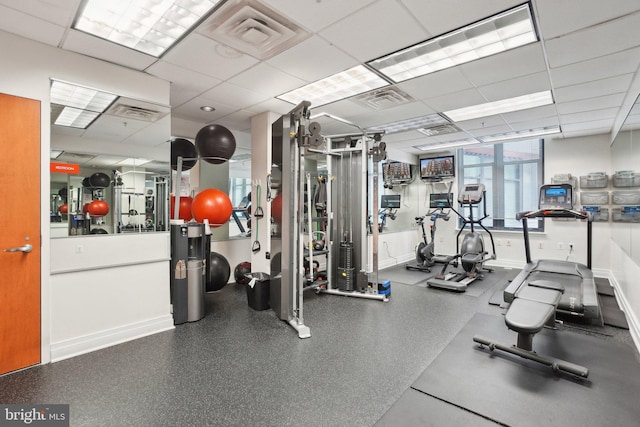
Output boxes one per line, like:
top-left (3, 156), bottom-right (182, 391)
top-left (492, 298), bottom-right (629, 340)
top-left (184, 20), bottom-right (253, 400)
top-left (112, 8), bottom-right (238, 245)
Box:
top-left (187, 259), bottom-right (205, 321)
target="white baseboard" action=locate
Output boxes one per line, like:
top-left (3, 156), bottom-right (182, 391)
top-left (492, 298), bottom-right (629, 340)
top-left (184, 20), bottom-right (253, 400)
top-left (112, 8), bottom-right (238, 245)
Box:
top-left (50, 315), bottom-right (175, 363)
top-left (607, 273), bottom-right (640, 354)
top-left (378, 253), bottom-right (415, 270)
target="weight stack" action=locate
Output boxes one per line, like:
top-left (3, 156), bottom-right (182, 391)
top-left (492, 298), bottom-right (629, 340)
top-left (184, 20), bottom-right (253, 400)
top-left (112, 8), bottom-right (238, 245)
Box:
top-left (337, 241), bottom-right (355, 291)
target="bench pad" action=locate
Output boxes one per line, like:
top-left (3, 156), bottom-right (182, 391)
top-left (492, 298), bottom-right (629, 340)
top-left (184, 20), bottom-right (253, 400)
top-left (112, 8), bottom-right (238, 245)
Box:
top-left (505, 298), bottom-right (556, 334)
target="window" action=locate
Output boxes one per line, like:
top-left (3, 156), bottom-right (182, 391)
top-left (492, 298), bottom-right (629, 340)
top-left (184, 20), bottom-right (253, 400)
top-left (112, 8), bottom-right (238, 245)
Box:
top-left (457, 139), bottom-right (544, 231)
top-left (229, 177), bottom-right (251, 207)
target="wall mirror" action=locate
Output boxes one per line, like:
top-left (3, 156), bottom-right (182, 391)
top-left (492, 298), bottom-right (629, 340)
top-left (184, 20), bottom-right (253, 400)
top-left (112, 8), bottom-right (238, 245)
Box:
top-left (610, 94), bottom-right (640, 264)
top-left (50, 80), bottom-right (171, 237)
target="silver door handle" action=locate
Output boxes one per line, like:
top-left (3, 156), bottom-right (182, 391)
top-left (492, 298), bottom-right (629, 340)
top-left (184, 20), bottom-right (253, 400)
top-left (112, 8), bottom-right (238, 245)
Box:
top-left (4, 244), bottom-right (32, 253)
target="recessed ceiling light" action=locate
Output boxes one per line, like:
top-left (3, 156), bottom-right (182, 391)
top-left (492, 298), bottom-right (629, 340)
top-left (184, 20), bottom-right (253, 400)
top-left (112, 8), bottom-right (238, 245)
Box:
top-left (414, 138), bottom-right (480, 151)
top-left (368, 4), bottom-right (537, 82)
top-left (277, 65), bottom-right (389, 107)
top-left (73, 0), bottom-right (224, 57)
top-left (442, 91), bottom-right (553, 122)
top-left (200, 106), bottom-right (215, 112)
top-left (366, 114), bottom-right (450, 134)
top-left (479, 126), bottom-right (561, 143)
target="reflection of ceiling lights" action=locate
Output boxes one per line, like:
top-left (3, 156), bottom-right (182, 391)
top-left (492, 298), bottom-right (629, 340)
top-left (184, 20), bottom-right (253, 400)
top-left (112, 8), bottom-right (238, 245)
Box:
top-left (368, 4), bottom-right (537, 82)
top-left (51, 80), bottom-right (117, 129)
top-left (479, 126), bottom-right (561, 143)
top-left (277, 65), bottom-right (389, 107)
top-left (442, 91), bottom-right (553, 122)
top-left (367, 114), bottom-right (450, 134)
top-left (118, 158), bottom-right (151, 167)
top-left (54, 107), bottom-right (100, 128)
top-left (74, 0), bottom-right (223, 57)
top-left (414, 138), bottom-right (480, 151)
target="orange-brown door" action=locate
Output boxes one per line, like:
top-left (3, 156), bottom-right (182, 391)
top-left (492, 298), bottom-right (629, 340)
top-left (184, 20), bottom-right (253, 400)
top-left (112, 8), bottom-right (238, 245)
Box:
top-left (0, 93), bottom-right (41, 375)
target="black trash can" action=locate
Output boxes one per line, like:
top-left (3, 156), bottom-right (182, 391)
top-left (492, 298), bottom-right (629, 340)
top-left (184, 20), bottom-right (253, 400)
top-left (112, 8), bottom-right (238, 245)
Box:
top-left (246, 272), bottom-right (270, 311)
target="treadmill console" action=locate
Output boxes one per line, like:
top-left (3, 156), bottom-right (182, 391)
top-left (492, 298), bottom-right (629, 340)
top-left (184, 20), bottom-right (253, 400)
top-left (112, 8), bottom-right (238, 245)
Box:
top-left (539, 184), bottom-right (573, 210)
top-left (458, 183), bottom-right (485, 204)
top-left (429, 192), bottom-right (452, 208)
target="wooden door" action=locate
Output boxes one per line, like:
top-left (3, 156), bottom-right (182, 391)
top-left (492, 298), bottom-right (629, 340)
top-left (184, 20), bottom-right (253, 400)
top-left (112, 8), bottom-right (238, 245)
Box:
top-left (0, 93), bottom-right (41, 375)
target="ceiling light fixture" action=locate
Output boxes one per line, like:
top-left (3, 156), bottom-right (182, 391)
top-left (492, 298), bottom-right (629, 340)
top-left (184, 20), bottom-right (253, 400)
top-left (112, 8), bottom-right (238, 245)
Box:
top-left (414, 138), bottom-right (480, 152)
top-left (479, 125), bottom-right (561, 143)
top-left (51, 80), bottom-right (118, 129)
top-left (200, 106), bottom-right (215, 112)
top-left (366, 113), bottom-right (450, 134)
top-left (442, 90), bottom-right (553, 122)
top-left (73, 0), bottom-right (223, 57)
top-left (367, 4), bottom-right (537, 82)
top-left (277, 65), bottom-right (389, 107)
top-left (118, 158), bottom-right (152, 167)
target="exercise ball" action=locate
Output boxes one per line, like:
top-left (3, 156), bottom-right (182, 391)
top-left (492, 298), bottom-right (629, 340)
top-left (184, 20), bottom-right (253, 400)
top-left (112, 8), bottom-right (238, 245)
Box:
top-left (89, 172), bottom-right (110, 189)
top-left (82, 177), bottom-right (93, 189)
top-left (57, 187), bottom-right (67, 198)
top-left (271, 193), bottom-right (283, 224)
top-left (195, 124), bottom-right (236, 164)
top-left (171, 138), bottom-right (198, 171)
top-left (169, 195), bottom-right (193, 221)
top-left (90, 228), bottom-right (108, 234)
top-left (191, 188), bottom-right (232, 226)
top-left (206, 251), bottom-right (230, 292)
top-left (82, 203), bottom-right (90, 214)
top-left (58, 204), bottom-right (68, 214)
top-left (88, 200), bottom-right (109, 217)
top-left (234, 261), bottom-right (252, 285)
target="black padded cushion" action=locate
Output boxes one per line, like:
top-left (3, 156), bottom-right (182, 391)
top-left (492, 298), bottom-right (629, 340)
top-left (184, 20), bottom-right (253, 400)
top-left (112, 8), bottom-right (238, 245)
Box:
top-left (527, 279), bottom-right (564, 293)
top-left (516, 286), bottom-right (562, 305)
top-left (505, 299), bottom-right (555, 334)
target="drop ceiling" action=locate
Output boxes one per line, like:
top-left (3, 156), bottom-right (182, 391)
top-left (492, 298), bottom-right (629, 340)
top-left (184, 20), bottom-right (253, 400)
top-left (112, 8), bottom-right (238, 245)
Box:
top-left (1, 0), bottom-right (640, 155)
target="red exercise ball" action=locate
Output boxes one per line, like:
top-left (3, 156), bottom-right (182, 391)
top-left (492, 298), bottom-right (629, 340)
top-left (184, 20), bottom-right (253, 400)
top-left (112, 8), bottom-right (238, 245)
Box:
top-left (82, 203), bottom-right (90, 214)
top-left (58, 204), bottom-right (68, 214)
top-left (271, 193), bottom-right (283, 224)
top-left (170, 195), bottom-right (193, 221)
top-left (191, 188), bottom-right (233, 226)
top-left (88, 200), bottom-right (109, 217)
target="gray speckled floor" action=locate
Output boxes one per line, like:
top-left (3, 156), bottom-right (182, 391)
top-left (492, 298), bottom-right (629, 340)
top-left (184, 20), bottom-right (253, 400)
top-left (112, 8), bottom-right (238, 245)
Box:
top-left (0, 267), bottom-right (636, 426)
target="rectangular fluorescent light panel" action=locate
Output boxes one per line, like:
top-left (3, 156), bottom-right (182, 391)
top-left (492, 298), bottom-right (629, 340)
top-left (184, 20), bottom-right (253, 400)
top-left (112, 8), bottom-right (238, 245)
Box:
top-left (277, 65), bottom-right (389, 107)
top-left (443, 91), bottom-right (553, 122)
top-left (414, 138), bottom-right (480, 152)
top-left (367, 114), bottom-right (449, 134)
top-left (479, 126), bottom-right (561, 143)
top-left (119, 158), bottom-right (152, 167)
top-left (51, 81), bottom-right (117, 112)
top-left (54, 107), bottom-right (100, 128)
top-left (368, 4), bottom-right (536, 82)
top-left (74, 0), bottom-right (222, 57)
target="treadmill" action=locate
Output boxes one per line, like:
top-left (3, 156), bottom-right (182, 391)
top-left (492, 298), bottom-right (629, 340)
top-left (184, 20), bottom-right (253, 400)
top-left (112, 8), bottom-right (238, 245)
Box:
top-left (503, 183), bottom-right (603, 325)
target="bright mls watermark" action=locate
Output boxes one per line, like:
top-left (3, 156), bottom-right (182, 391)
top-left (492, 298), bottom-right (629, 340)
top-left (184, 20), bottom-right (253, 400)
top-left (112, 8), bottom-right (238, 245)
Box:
top-left (0, 405), bottom-right (68, 426)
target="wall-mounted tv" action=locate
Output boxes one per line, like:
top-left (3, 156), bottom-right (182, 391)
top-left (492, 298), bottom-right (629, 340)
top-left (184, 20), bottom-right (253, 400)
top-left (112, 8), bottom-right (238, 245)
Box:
top-left (420, 155), bottom-right (455, 180)
top-left (381, 194), bottom-right (401, 209)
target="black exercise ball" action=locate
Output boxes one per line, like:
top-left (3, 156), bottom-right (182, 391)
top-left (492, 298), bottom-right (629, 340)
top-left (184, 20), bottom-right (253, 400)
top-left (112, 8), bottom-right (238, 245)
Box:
top-left (89, 172), bottom-right (111, 189)
top-left (234, 261), bottom-right (252, 285)
top-left (195, 124), bottom-right (236, 165)
top-left (206, 251), bottom-right (231, 292)
top-left (90, 228), bottom-right (108, 234)
top-left (171, 138), bottom-right (198, 171)
top-left (82, 177), bottom-right (97, 191)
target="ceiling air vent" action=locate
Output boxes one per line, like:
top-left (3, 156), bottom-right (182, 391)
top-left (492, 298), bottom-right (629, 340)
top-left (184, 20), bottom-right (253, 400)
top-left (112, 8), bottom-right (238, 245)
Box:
top-left (106, 104), bottom-right (166, 122)
top-left (354, 87), bottom-right (415, 110)
top-left (417, 124), bottom-right (461, 137)
top-left (198, 0), bottom-right (310, 60)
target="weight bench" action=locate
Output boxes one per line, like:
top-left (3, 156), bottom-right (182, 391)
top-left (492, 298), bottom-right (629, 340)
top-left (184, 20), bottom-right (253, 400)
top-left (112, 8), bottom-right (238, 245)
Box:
top-left (473, 279), bottom-right (589, 378)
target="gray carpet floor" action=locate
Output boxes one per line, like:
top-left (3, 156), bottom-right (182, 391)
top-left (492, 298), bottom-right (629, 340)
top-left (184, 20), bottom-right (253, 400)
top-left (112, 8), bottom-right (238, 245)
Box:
top-left (0, 267), bottom-right (637, 426)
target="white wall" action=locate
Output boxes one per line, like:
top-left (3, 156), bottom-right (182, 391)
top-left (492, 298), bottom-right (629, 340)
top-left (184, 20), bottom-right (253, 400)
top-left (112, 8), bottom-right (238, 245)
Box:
top-left (0, 30), bottom-right (172, 364)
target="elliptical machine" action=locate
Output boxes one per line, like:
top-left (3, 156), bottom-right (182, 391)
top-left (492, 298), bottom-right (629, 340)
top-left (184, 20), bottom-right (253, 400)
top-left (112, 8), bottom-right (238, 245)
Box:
top-left (427, 183), bottom-right (496, 292)
top-left (406, 193), bottom-right (451, 272)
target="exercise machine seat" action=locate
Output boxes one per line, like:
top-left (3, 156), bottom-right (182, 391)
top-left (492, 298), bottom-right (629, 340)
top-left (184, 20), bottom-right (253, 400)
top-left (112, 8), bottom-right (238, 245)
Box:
top-left (505, 298), bottom-right (556, 335)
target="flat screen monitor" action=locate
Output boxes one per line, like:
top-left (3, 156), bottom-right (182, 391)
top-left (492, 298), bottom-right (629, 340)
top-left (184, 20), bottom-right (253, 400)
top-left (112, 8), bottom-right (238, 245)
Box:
top-left (383, 161), bottom-right (412, 182)
top-left (429, 193), bottom-right (452, 208)
top-left (420, 155), bottom-right (455, 180)
top-left (381, 194), bottom-right (401, 209)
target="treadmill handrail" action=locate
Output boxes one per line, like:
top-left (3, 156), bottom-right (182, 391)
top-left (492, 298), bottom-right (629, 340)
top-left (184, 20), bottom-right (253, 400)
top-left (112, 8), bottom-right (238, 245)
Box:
top-left (516, 208), bottom-right (591, 221)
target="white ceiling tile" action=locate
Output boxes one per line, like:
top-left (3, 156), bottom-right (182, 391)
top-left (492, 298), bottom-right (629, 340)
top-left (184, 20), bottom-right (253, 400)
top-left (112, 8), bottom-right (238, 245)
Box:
top-left (267, 36), bottom-right (358, 82)
top-left (467, 124), bottom-right (514, 137)
top-left (62, 29), bottom-right (157, 70)
top-left (146, 61), bottom-right (222, 92)
top-left (216, 110), bottom-right (253, 132)
top-left (550, 48), bottom-right (640, 87)
top-left (554, 74), bottom-right (634, 103)
top-left (397, 68), bottom-right (475, 101)
top-left (556, 93), bottom-right (626, 115)
top-left (200, 82), bottom-right (270, 110)
top-left (535, 0), bottom-right (640, 39)
top-left (312, 99), bottom-right (378, 121)
top-left (460, 43), bottom-right (547, 87)
top-left (544, 12), bottom-right (640, 69)
top-left (162, 33), bottom-right (259, 81)
top-left (478, 72), bottom-right (551, 102)
top-left (560, 108), bottom-right (620, 125)
top-left (560, 128), bottom-right (612, 139)
top-left (170, 86), bottom-right (208, 110)
top-left (456, 115), bottom-right (507, 131)
top-left (261, 0), bottom-right (377, 32)
top-left (510, 116), bottom-right (559, 130)
top-left (319, 0), bottom-right (428, 62)
top-left (246, 98), bottom-right (295, 116)
top-left (172, 97), bottom-right (237, 124)
top-left (501, 104), bottom-right (558, 124)
top-left (561, 119), bottom-right (614, 133)
top-left (0, 4), bottom-right (66, 47)
top-left (400, 0), bottom-right (522, 35)
top-left (0, 0), bottom-right (80, 26)
top-left (227, 63), bottom-right (307, 97)
top-left (349, 101), bottom-right (436, 128)
top-left (424, 88), bottom-right (487, 112)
